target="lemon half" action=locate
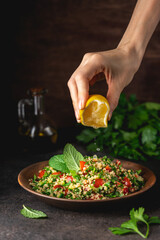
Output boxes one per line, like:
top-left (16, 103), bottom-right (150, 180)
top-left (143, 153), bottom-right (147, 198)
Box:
top-left (80, 94), bottom-right (110, 129)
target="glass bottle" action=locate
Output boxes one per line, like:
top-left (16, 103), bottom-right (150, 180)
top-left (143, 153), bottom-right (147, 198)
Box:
top-left (18, 88), bottom-right (58, 153)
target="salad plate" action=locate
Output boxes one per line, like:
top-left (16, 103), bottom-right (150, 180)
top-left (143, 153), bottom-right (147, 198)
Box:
top-left (18, 159), bottom-right (156, 210)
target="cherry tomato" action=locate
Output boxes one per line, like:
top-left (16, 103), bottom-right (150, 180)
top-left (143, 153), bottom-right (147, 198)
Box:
top-left (80, 161), bottom-right (86, 171)
top-left (94, 178), bottom-right (104, 188)
top-left (123, 177), bottom-right (132, 187)
top-left (38, 170), bottom-right (46, 178)
top-left (66, 176), bottom-right (73, 182)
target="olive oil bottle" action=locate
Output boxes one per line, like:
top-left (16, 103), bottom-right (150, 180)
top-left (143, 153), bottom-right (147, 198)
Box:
top-left (18, 88), bottom-right (57, 153)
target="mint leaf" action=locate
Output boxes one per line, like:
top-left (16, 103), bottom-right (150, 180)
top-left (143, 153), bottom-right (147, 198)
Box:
top-left (21, 205), bottom-right (47, 219)
top-left (63, 144), bottom-right (84, 172)
top-left (49, 154), bottom-right (69, 173)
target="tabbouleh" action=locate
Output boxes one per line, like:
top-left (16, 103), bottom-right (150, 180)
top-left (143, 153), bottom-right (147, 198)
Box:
top-left (29, 156), bottom-right (144, 200)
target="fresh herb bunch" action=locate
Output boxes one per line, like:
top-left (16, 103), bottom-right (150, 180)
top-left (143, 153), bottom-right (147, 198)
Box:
top-left (76, 94), bottom-right (160, 161)
top-left (109, 207), bottom-right (160, 238)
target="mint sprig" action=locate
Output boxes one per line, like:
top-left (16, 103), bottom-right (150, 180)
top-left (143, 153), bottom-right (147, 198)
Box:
top-left (63, 143), bottom-right (84, 172)
top-left (49, 143), bottom-right (84, 173)
top-left (21, 205), bottom-right (48, 219)
top-left (49, 154), bottom-right (70, 173)
top-left (109, 207), bottom-right (160, 238)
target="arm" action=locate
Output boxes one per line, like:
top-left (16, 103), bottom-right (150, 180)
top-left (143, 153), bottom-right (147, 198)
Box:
top-left (68, 0), bottom-right (160, 122)
top-left (118, 0), bottom-right (160, 65)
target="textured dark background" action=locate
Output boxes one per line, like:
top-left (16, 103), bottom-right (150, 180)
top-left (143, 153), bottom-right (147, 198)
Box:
top-left (7, 0), bottom-right (160, 136)
top-left (3, 2), bottom-right (160, 237)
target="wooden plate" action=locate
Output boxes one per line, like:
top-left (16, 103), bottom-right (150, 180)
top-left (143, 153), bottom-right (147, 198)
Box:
top-left (18, 160), bottom-right (156, 210)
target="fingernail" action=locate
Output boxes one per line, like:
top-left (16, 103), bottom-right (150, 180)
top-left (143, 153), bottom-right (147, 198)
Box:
top-left (108, 111), bottom-right (112, 121)
top-left (75, 110), bottom-right (79, 120)
top-left (75, 110), bottom-right (80, 122)
top-left (79, 99), bottom-right (83, 110)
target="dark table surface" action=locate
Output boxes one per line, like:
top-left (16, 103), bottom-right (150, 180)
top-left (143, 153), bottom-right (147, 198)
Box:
top-left (1, 128), bottom-right (160, 240)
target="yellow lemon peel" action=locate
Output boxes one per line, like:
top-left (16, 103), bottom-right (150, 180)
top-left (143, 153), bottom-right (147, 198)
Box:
top-left (80, 94), bottom-right (110, 129)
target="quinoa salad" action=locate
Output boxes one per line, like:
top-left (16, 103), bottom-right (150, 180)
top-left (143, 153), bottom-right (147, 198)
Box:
top-left (29, 155), bottom-right (145, 200)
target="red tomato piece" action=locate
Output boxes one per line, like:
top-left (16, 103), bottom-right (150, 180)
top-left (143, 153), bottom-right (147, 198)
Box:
top-left (106, 165), bottom-right (111, 171)
top-left (38, 170), bottom-right (46, 178)
top-left (116, 160), bottom-right (121, 166)
top-left (94, 178), bottom-right (104, 188)
top-left (53, 185), bottom-right (63, 189)
top-left (80, 161), bottom-right (86, 171)
top-left (66, 176), bottom-right (73, 182)
top-left (116, 181), bottom-right (121, 186)
top-left (123, 177), bottom-right (132, 187)
top-left (123, 186), bottom-right (129, 194)
top-left (129, 187), bottom-right (135, 193)
top-left (87, 197), bottom-right (94, 200)
top-left (52, 171), bottom-right (61, 175)
top-left (83, 172), bottom-right (87, 176)
top-left (65, 188), bottom-right (68, 196)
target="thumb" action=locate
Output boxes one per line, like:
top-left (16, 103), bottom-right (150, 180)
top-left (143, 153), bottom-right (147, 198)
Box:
top-left (106, 85), bottom-right (121, 120)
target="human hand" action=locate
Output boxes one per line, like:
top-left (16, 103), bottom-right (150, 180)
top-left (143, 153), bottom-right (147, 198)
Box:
top-left (67, 47), bottom-right (139, 122)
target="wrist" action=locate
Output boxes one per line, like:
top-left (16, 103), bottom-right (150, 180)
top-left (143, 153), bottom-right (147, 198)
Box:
top-left (117, 41), bottom-right (143, 73)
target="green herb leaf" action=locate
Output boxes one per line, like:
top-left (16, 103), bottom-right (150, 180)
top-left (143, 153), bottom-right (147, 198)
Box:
top-left (49, 154), bottom-right (69, 173)
top-left (132, 207), bottom-right (149, 237)
top-left (148, 216), bottom-right (160, 224)
top-left (120, 130), bottom-right (137, 142)
top-left (76, 128), bottom-right (98, 143)
top-left (109, 227), bottom-right (134, 235)
top-left (20, 205), bottom-right (48, 219)
top-left (141, 126), bottom-right (157, 144)
top-left (63, 144), bottom-right (84, 172)
top-left (144, 102), bottom-right (160, 110)
top-left (109, 207), bottom-right (160, 239)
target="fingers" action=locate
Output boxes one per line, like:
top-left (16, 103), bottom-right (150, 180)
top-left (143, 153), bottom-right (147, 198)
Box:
top-left (68, 71), bottom-right (90, 122)
top-left (67, 78), bottom-right (80, 121)
top-left (68, 54), bottom-right (104, 122)
top-left (106, 84), bottom-right (121, 120)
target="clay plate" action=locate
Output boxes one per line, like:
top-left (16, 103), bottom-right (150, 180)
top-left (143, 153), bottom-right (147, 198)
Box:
top-left (18, 160), bottom-right (156, 210)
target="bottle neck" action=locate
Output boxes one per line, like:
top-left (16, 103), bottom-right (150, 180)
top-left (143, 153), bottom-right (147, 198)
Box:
top-left (33, 95), bottom-right (45, 115)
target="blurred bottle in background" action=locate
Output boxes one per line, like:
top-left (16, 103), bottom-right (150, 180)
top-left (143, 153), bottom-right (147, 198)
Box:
top-left (18, 88), bottom-right (58, 153)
